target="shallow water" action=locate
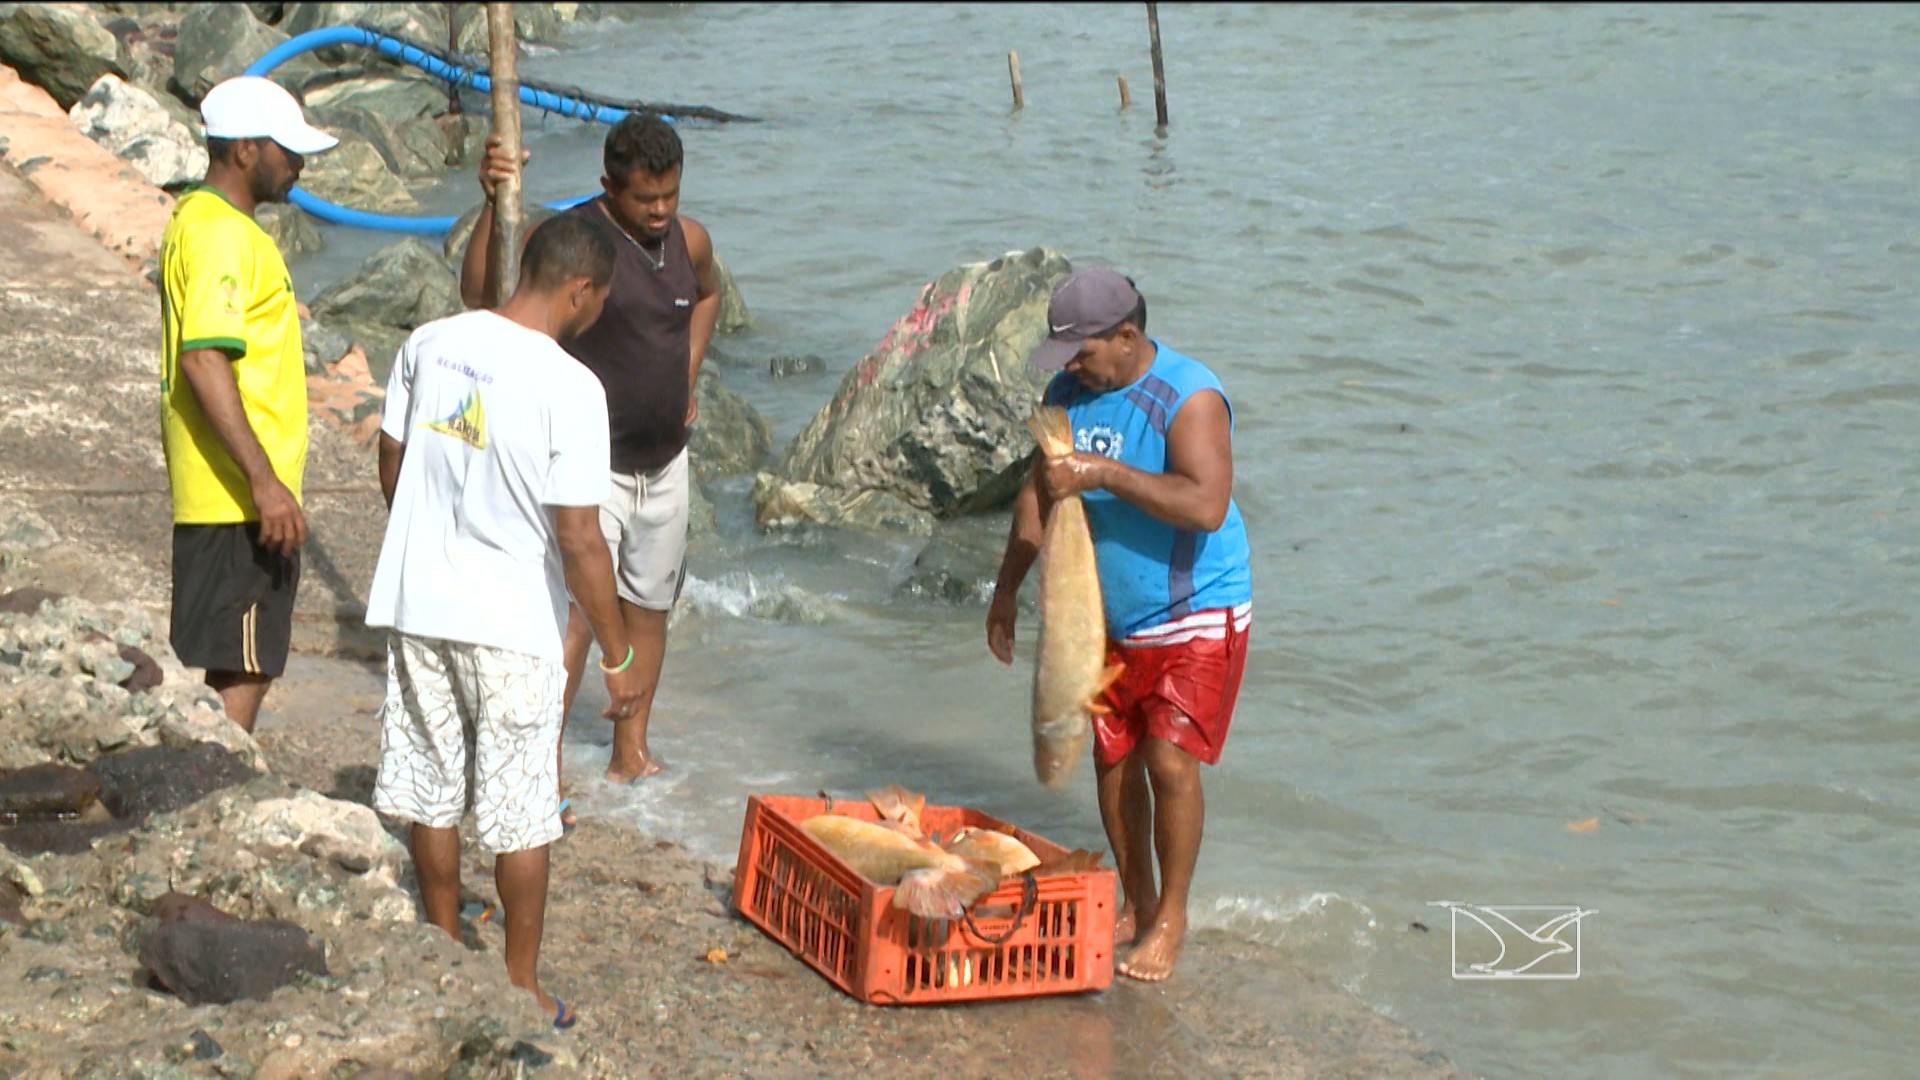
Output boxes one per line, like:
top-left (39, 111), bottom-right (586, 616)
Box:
top-left (295, 4), bottom-right (1920, 1077)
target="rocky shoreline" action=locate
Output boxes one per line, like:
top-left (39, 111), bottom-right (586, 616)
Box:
top-left (0, 5), bottom-right (1468, 1077)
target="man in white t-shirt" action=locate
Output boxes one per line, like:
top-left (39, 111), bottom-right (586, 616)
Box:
top-left (366, 215), bottom-right (645, 1030)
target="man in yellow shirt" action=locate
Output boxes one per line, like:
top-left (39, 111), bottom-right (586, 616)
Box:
top-left (160, 77), bottom-right (336, 731)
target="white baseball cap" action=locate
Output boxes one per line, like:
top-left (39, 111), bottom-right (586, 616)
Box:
top-left (200, 76), bottom-right (338, 155)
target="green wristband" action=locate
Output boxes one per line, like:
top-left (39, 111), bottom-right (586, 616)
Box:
top-left (599, 645), bottom-right (634, 674)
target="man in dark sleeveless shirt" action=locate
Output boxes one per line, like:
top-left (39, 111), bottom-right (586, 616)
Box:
top-left (460, 115), bottom-right (722, 788)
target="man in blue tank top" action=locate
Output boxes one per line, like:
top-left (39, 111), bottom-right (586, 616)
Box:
top-left (988, 267), bottom-right (1253, 982)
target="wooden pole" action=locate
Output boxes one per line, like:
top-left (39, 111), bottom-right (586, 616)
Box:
top-left (486, 3), bottom-right (521, 306)
top-left (445, 2), bottom-right (461, 114)
top-left (1118, 75), bottom-right (1131, 111)
top-left (1008, 50), bottom-right (1024, 110)
top-left (1145, 2), bottom-right (1168, 129)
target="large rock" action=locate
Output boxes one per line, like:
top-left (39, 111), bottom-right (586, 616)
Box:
top-left (296, 129), bottom-right (417, 212)
top-left (302, 73), bottom-right (446, 127)
top-left (255, 202), bottom-right (323, 260)
top-left (451, 2), bottom-right (587, 53)
top-left (0, 763), bottom-right (100, 820)
top-left (749, 474), bottom-right (936, 539)
top-left (169, 3), bottom-right (287, 105)
top-left (97, 8), bottom-right (184, 98)
top-left (67, 74), bottom-right (207, 190)
top-left (0, 3), bottom-right (127, 109)
top-left (711, 248), bottom-right (750, 334)
top-left (688, 366), bottom-right (771, 482)
top-left (225, 787), bottom-right (405, 877)
top-left (139, 897), bottom-right (328, 1005)
top-left (758, 247), bottom-right (1070, 529)
top-left (309, 237), bottom-right (460, 335)
top-left (306, 99), bottom-right (451, 179)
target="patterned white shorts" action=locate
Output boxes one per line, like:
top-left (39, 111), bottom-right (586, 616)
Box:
top-left (372, 632), bottom-right (566, 854)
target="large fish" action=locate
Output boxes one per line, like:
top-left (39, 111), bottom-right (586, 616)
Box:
top-left (944, 827), bottom-right (1041, 876)
top-left (801, 814), bottom-right (1002, 920)
top-left (1024, 407), bottom-right (1124, 786)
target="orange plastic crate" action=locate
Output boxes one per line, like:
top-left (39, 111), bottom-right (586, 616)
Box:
top-left (732, 793), bottom-right (1116, 1004)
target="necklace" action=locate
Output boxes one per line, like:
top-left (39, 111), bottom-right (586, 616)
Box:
top-left (601, 201), bottom-right (666, 271)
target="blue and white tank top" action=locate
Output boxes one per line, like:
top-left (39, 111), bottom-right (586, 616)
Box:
top-left (1043, 341), bottom-right (1253, 639)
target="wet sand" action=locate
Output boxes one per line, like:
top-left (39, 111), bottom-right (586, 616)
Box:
top-left (257, 654), bottom-right (1464, 1079)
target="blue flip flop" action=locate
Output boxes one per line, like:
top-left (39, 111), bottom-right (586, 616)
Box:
top-left (552, 997), bottom-right (577, 1030)
top-left (558, 799), bottom-right (577, 829)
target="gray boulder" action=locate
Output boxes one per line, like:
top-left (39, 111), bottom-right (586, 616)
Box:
top-left (302, 73), bottom-right (446, 127)
top-left (897, 518), bottom-right (1016, 606)
top-left (306, 100), bottom-right (449, 178)
top-left (450, 2), bottom-right (585, 53)
top-left (169, 3), bottom-right (287, 105)
top-left (254, 202), bottom-right (323, 261)
top-left (280, 2), bottom-right (445, 64)
top-left (749, 473), bottom-right (936, 539)
top-left (309, 238), bottom-right (461, 338)
top-left (0, 3), bottom-right (128, 109)
top-left (442, 200), bottom-right (558, 269)
top-left (68, 74), bottom-right (207, 190)
top-left (299, 314), bottom-right (352, 374)
top-left (712, 248), bottom-right (750, 334)
top-left (688, 367), bottom-right (771, 483)
top-left (297, 130), bottom-right (417, 213)
top-left (95, 8), bottom-right (180, 99)
top-left (757, 246), bottom-right (1070, 530)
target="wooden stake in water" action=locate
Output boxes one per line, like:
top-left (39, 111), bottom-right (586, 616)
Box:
top-left (1146, 2), bottom-right (1169, 129)
top-left (1118, 75), bottom-right (1132, 111)
top-left (1008, 50), bottom-right (1024, 110)
top-left (486, 3), bottom-right (521, 306)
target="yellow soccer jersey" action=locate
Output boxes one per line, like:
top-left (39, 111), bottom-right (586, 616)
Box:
top-left (159, 187), bottom-right (308, 524)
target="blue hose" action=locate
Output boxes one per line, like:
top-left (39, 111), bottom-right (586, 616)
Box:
top-left (245, 26), bottom-right (663, 236)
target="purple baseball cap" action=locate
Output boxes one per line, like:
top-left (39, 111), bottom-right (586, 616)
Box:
top-left (1029, 266), bottom-right (1142, 371)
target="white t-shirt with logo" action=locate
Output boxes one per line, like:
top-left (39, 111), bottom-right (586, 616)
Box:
top-left (366, 310), bottom-right (610, 662)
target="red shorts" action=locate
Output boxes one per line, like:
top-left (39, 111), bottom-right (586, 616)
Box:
top-left (1092, 610), bottom-right (1250, 768)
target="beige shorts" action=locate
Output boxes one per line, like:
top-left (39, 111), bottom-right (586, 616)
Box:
top-left (372, 632), bottom-right (565, 854)
top-left (596, 448), bottom-right (690, 611)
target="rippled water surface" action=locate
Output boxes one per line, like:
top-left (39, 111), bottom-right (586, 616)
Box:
top-left (300, 5), bottom-right (1920, 1077)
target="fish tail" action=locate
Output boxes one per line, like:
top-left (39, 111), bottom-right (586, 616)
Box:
top-left (893, 859), bottom-right (1004, 920)
top-left (1025, 406), bottom-right (1074, 459)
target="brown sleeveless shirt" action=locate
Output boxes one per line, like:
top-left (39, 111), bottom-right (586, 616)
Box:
top-left (563, 198), bottom-right (696, 473)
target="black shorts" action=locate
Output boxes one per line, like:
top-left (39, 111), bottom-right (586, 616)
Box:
top-left (170, 523), bottom-right (301, 677)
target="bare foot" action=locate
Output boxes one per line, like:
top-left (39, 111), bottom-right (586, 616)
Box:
top-left (1114, 903), bottom-right (1154, 946)
top-left (1118, 911), bottom-right (1186, 983)
top-left (605, 755), bottom-right (664, 784)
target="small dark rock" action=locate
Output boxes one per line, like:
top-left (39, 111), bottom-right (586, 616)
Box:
top-left (187, 1029), bottom-right (223, 1061)
top-left (0, 819), bottom-right (122, 857)
top-left (139, 905), bottom-right (328, 1006)
top-left (0, 763), bottom-right (101, 821)
top-left (506, 1041), bottom-right (554, 1068)
top-left (768, 353), bottom-right (827, 379)
top-left (23, 965), bottom-right (68, 983)
top-left (0, 888), bottom-right (24, 926)
top-left (0, 586), bottom-right (64, 615)
top-left (115, 644), bottom-right (163, 692)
